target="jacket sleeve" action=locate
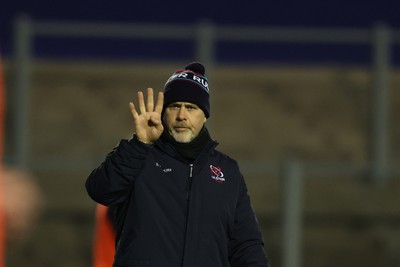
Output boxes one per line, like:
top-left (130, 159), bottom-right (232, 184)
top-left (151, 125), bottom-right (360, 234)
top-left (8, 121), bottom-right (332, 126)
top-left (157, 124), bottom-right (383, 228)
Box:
top-left (85, 135), bottom-right (152, 206)
top-left (228, 173), bottom-right (270, 267)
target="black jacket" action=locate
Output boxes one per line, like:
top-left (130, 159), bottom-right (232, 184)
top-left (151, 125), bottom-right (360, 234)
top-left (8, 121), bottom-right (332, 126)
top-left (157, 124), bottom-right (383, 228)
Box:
top-left (86, 135), bottom-right (269, 267)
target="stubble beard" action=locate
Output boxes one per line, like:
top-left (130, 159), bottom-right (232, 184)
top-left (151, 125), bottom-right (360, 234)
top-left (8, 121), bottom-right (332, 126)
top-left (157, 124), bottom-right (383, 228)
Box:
top-left (170, 129), bottom-right (194, 143)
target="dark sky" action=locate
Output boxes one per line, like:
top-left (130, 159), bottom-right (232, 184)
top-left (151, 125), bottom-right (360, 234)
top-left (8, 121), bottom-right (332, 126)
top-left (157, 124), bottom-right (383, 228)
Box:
top-left (1, 0), bottom-right (399, 64)
top-left (3, 1), bottom-right (399, 26)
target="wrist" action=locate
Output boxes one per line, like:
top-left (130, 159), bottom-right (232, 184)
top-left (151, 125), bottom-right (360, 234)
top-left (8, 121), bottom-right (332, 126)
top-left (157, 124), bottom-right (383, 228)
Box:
top-left (134, 134), bottom-right (153, 145)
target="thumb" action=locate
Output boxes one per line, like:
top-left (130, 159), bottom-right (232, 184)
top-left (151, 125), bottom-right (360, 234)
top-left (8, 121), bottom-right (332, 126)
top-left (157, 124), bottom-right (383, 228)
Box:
top-left (149, 115), bottom-right (161, 126)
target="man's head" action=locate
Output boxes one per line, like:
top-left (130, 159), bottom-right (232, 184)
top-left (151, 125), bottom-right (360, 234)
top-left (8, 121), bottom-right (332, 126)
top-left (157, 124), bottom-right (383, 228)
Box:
top-left (163, 62), bottom-right (210, 118)
top-left (163, 62), bottom-right (210, 143)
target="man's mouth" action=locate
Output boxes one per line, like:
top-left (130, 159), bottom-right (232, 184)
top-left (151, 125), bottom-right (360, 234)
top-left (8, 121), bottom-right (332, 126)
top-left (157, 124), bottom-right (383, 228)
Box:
top-left (174, 127), bottom-right (189, 132)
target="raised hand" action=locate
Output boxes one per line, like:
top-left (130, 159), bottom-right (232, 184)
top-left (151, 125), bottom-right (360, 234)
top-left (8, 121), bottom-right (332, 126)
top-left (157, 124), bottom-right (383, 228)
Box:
top-left (129, 88), bottom-right (164, 144)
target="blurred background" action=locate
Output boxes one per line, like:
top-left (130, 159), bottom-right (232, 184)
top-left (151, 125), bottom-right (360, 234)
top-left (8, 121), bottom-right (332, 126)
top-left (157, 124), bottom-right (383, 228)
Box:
top-left (1, 1), bottom-right (400, 267)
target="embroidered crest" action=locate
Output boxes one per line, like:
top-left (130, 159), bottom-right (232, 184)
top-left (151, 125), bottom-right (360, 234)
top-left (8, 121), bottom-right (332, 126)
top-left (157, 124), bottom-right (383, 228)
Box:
top-left (210, 165), bottom-right (225, 183)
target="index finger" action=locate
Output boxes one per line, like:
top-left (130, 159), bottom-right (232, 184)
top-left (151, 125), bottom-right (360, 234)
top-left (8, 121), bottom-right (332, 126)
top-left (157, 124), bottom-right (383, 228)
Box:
top-left (154, 92), bottom-right (164, 114)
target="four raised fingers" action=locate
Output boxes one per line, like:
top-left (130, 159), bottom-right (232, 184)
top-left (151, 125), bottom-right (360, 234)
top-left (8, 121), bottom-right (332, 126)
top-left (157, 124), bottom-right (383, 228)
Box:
top-left (133, 88), bottom-right (163, 115)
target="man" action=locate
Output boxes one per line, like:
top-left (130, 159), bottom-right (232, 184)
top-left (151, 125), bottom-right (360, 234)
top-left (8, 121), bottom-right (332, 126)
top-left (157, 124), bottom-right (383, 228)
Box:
top-left (85, 62), bottom-right (269, 267)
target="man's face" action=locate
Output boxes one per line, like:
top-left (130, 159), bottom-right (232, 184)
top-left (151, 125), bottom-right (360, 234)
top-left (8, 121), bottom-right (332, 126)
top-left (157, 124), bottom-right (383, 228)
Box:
top-left (163, 102), bottom-right (207, 143)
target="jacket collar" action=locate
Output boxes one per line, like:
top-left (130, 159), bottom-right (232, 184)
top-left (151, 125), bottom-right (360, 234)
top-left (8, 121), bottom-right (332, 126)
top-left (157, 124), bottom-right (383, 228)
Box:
top-left (155, 128), bottom-right (218, 163)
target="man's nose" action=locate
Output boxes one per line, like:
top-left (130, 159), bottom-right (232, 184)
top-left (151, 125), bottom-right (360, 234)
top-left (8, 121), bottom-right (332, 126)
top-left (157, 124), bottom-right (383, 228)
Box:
top-left (176, 107), bottom-right (187, 120)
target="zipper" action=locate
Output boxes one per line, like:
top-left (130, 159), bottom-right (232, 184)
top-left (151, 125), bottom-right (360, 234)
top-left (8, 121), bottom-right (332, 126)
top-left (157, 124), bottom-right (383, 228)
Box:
top-left (189, 164), bottom-right (193, 178)
top-left (182, 164), bottom-right (194, 266)
top-left (186, 164), bottom-right (193, 200)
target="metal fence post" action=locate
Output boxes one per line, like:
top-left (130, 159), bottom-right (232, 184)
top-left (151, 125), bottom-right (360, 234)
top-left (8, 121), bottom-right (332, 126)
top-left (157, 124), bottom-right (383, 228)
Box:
top-left (371, 22), bottom-right (391, 186)
top-left (281, 159), bottom-right (303, 267)
top-left (12, 14), bottom-right (33, 169)
top-left (195, 20), bottom-right (215, 70)
top-left (195, 20), bottom-right (215, 130)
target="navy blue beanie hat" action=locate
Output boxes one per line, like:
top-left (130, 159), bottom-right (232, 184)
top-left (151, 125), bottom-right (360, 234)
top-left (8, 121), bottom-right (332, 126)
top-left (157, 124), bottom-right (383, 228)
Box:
top-left (164, 62), bottom-right (210, 118)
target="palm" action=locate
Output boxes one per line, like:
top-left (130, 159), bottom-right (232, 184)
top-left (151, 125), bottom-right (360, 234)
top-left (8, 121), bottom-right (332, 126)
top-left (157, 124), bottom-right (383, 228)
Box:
top-left (129, 88), bottom-right (164, 144)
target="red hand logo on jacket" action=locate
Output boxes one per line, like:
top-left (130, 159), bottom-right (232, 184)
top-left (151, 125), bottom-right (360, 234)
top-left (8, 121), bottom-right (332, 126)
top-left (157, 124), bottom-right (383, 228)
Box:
top-left (210, 165), bottom-right (225, 183)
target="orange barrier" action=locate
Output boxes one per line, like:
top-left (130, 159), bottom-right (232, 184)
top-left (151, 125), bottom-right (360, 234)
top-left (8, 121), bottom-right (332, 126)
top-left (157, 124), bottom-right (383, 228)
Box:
top-left (93, 204), bottom-right (115, 267)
